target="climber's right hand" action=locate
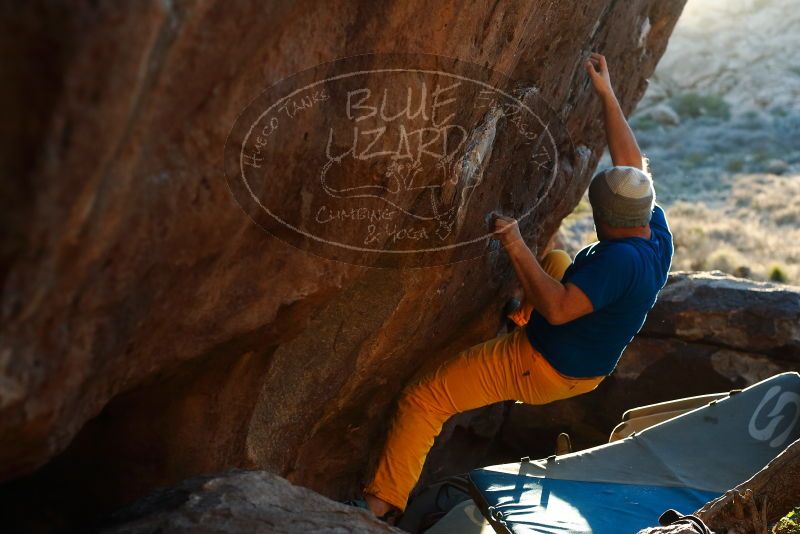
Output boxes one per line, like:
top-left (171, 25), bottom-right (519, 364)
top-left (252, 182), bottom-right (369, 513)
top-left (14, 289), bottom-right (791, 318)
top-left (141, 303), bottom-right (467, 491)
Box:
top-left (585, 52), bottom-right (614, 98)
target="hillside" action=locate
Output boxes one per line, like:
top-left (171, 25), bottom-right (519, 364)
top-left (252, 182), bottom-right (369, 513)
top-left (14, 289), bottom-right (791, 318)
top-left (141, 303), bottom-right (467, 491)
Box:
top-left (560, 0), bottom-right (800, 284)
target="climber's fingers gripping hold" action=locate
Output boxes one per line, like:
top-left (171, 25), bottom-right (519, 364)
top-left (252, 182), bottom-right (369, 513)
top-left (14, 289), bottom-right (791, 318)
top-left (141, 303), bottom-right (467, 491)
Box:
top-left (585, 52), bottom-right (609, 80)
top-left (492, 214), bottom-right (523, 248)
top-left (585, 52), bottom-right (613, 98)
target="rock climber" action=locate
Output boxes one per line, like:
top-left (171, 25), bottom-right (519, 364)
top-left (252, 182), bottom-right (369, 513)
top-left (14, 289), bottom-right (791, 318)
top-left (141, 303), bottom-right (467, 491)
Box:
top-left (358, 52), bottom-right (674, 522)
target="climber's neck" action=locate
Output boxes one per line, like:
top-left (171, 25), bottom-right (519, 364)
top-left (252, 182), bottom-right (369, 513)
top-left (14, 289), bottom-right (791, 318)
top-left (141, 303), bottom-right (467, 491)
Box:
top-left (595, 220), bottom-right (651, 242)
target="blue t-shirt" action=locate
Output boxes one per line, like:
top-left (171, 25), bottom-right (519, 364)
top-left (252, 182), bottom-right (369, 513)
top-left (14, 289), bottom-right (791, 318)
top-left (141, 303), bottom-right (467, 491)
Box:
top-left (525, 205), bottom-right (673, 378)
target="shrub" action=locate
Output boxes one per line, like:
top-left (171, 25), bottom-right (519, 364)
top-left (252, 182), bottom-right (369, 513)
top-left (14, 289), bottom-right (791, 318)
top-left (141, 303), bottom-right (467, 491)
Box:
top-left (772, 506), bottom-right (800, 533)
top-left (769, 106), bottom-right (788, 118)
top-left (776, 211), bottom-right (800, 226)
top-left (768, 264), bottom-right (789, 283)
top-left (683, 152), bottom-right (707, 167)
top-left (753, 146), bottom-right (773, 163)
top-left (689, 258), bottom-right (707, 271)
top-left (707, 248), bottom-right (737, 274)
top-left (632, 115), bottom-right (660, 131)
top-left (726, 159), bottom-right (745, 173)
top-left (670, 92), bottom-right (731, 120)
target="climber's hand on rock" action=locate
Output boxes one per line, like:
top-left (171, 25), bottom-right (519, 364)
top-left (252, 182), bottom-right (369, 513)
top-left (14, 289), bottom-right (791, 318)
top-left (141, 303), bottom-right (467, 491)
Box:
top-left (585, 52), bottom-right (613, 98)
top-left (492, 215), bottom-right (523, 248)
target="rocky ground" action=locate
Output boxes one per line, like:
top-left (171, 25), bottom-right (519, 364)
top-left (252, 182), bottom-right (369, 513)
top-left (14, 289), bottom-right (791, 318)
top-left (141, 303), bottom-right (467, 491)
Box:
top-left (95, 470), bottom-right (401, 534)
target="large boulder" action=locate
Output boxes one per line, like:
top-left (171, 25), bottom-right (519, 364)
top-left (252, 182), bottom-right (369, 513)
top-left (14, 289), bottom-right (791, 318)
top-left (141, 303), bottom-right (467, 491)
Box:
top-left (0, 0), bottom-right (687, 530)
top-left (642, 271), bottom-right (800, 359)
top-left (97, 469), bottom-right (400, 534)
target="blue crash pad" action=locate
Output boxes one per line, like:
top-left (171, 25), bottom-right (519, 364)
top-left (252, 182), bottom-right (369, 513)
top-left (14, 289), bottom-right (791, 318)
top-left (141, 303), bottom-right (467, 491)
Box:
top-left (469, 469), bottom-right (718, 534)
top-left (467, 372), bottom-right (800, 534)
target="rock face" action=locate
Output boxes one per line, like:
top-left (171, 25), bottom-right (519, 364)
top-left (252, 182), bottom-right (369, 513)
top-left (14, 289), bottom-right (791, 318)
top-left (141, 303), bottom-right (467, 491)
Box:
top-left (0, 0), bottom-right (686, 530)
top-left (479, 271), bottom-right (800, 463)
top-left (642, 271), bottom-right (800, 360)
top-left (97, 469), bottom-right (400, 534)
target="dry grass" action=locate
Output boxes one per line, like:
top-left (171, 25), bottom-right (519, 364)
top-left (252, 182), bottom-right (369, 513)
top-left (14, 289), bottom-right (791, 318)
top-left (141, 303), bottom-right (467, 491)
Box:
top-left (668, 173), bottom-right (800, 283)
top-left (558, 172), bottom-right (800, 285)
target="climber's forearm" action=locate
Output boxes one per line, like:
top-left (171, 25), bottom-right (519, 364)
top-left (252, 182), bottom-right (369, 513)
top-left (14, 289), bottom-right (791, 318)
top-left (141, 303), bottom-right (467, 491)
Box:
top-left (504, 241), bottom-right (570, 325)
top-left (600, 92), bottom-right (643, 169)
top-left (494, 215), bottom-right (593, 325)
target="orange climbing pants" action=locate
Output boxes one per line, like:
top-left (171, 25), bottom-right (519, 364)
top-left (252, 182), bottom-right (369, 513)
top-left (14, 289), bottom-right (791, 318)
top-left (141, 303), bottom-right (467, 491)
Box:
top-left (364, 250), bottom-right (605, 511)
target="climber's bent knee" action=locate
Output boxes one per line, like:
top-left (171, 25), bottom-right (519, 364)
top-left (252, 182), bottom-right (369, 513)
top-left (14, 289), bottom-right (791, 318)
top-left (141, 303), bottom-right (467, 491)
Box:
top-left (542, 249), bottom-right (572, 281)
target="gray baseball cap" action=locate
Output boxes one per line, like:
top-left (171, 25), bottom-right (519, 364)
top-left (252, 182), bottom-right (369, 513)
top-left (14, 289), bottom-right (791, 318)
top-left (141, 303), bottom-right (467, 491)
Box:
top-left (588, 166), bottom-right (655, 227)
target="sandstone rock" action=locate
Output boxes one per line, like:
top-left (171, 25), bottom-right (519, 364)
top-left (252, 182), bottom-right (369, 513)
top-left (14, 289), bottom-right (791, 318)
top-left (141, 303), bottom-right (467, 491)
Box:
top-left (642, 271), bottom-right (800, 361)
top-left (0, 0), bottom-right (687, 530)
top-left (97, 469), bottom-right (400, 534)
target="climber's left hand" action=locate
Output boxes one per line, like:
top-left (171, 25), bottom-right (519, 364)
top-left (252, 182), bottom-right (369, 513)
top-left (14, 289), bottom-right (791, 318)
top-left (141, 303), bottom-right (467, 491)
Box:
top-left (492, 215), bottom-right (523, 248)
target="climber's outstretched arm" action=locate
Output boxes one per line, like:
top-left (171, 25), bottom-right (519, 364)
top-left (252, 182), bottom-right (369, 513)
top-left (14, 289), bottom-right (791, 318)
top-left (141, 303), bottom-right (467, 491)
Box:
top-left (492, 216), bottom-right (593, 325)
top-left (585, 52), bottom-right (643, 170)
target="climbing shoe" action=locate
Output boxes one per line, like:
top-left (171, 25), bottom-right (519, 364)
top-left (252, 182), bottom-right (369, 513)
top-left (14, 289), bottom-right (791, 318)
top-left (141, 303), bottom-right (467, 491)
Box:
top-left (555, 432), bottom-right (572, 455)
top-left (658, 509), bottom-right (712, 534)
